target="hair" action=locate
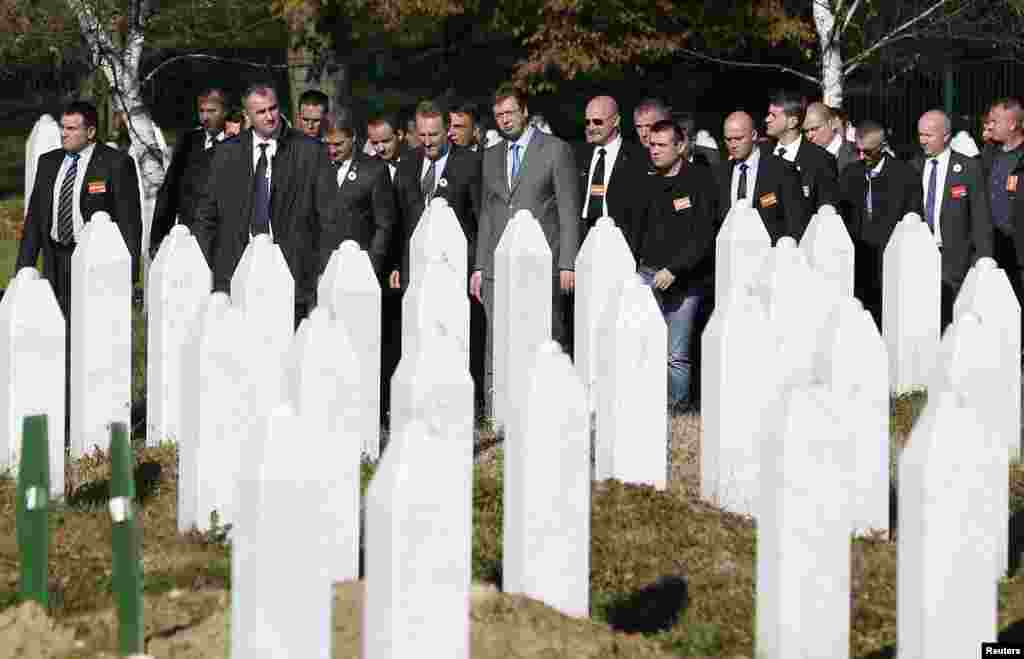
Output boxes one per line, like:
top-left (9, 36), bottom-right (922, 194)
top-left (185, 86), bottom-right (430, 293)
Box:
top-left (450, 98), bottom-right (480, 124)
top-left (368, 112), bottom-right (402, 135)
top-left (298, 89), bottom-right (329, 113)
top-left (650, 119), bottom-right (687, 145)
top-left (415, 99), bottom-right (450, 128)
top-left (634, 97), bottom-right (671, 119)
top-left (62, 100), bottom-right (99, 129)
top-left (769, 90), bottom-right (806, 125)
top-left (323, 109), bottom-right (355, 137)
top-left (197, 87), bottom-right (228, 107)
top-left (855, 119), bottom-right (886, 141)
top-left (242, 81), bottom-right (278, 105)
top-left (493, 82), bottom-right (528, 110)
top-left (992, 97), bottom-right (1024, 125)
top-left (225, 106), bottom-right (245, 124)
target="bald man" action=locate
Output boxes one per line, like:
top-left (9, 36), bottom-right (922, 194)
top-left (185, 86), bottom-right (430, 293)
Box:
top-left (577, 95), bottom-right (648, 238)
top-left (714, 111), bottom-right (804, 241)
top-left (911, 110), bottom-right (992, 327)
top-left (803, 102), bottom-right (858, 174)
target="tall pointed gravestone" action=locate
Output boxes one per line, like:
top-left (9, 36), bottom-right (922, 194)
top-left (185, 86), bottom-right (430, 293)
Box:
top-left (24, 114), bottom-right (62, 221)
top-left (799, 204), bottom-right (854, 299)
top-left (70, 211), bottom-right (132, 458)
top-left (491, 210), bottom-right (523, 430)
top-left (814, 296), bottom-right (889, 535)
top-left (898, 388), bottom-right (1000, 657)
top-left (0, 268), bottom-right (65, 497)
top-left (504, 342), bottom-right (590, 618)
top-left (594, 276), bottom-right (667, 489)
top-left (574, 216), bottom-right (636, 414)
top-left (953, 257), bottom-right (1021, 460)
top-left (230, 234), bottom-right (294, 412)
top-left (409, 196), bottom-right (468, 289)
top-left (145, 224), bottom-right (211, 446)
top-left (318, 241), bottom-right (381, 459)
top-left (701, 287), bottom-right (773, 517)
top-left (495, 210), bottom-right (552, 438)
top-left (883, 212), bottom-right (940, 394)
top-left (714, 200), bottom-right (771, 309)
top-left (234, 405), bottom-right (333, 659)
top-left (177, 293), bottom-right (254, 533)
top-left (363, 418), bottom-right (472, 658)
top-left (400, 260), bottom-right (470, 370)
top-left (757, 385), bottom-right (853, 659)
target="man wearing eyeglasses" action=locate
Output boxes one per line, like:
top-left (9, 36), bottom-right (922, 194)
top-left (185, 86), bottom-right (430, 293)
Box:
top-left (803, 102), bottom-right (858, 174)
top-left (837, 120), bottom-right (922, 326)
top-left (297, 89), bottom-right (329, 141)
top-left (576, 95), bottom-right (647, 240)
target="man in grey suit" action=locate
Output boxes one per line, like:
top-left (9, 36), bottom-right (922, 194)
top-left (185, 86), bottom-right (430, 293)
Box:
top-left (470, 83), bottom-right (581, 411)
top-left (803, 102), bottom-right (858, 174)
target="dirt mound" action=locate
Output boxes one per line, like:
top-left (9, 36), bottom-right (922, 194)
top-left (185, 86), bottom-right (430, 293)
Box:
top-left (0, 601), bottom-right (78, 659)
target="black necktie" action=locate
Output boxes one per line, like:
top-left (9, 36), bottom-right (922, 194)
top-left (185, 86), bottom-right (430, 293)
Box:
top-left (421, 159), bottom-right (436, 199)
top-left (776, 146), bottom-right (786, 158)
top-left (251, 143), bottom-right (271, 236)
top-left (737, 162), bottom-right (748, 201)
top-left (57, 152), bottom-right (79, 244)
top-left (587, 147), bottom-right (606, 222)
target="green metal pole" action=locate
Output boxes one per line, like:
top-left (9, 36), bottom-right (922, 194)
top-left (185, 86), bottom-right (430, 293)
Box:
top-left (16, 415), bottom-right (50, 608)
top-left (109, 422), bottom-right (143, 655)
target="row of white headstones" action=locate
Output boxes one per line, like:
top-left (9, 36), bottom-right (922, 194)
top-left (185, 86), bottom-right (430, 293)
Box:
top-left (0, 160), bottom-right (1017, 656)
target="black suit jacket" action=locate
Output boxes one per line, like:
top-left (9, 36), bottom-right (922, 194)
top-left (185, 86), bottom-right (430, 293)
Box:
top-left (575, 139), bottom-right (648, 235)
top-left (911, 152), bottom-right (993, 288)
top-left (192, 127), bottom-right (334, 308)
top-left (324, 154), bottom-right (397, 276)
top-left (714, 150), bottom-right (806, 243)
top-left (838, 156), bottom-right (923, 248)
top-left (693, 143), bottom-right (721, 167)
top-left (789, 139), bottom-right (839, 218)
top-left (151, 128), bottom-right (210, 253)
top-left (393, 145), bottom-right (481, 283)
top-left (836, 140), bottom-right (859, 175)
top-left (17, 143), bottom-right (142, 293)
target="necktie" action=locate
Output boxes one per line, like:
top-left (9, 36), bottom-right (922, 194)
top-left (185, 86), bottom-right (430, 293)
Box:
top-left (925, 158), bottom-right (938, 231)
top-left (57, 152), bottom-right (79, 245)
top-left (776, 146), bottom-right (786, 158)
top-left (510, 144), bottom-right (521, 182)
top-left (737, 162), bottom-right (748, 201)
top-left (587, 147), bottom-right (607, 222)
top-left (251, 143), bottom-right (271, 236)
top-left (421, 158), bottom-right (436, 199)
top-left (865, 170), bottom-right (878, 219)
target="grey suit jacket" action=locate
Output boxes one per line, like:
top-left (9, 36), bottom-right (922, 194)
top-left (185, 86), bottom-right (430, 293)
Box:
top-left (474, 130), bottom-right (582, 278)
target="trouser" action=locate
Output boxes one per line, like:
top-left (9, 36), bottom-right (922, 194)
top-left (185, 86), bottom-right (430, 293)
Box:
top-left (51, 239), bottom-right (74, 452)
top-left (637, 268), bottom-right (704, 407)
top-left (994, 228), bottom-right (1024, 358)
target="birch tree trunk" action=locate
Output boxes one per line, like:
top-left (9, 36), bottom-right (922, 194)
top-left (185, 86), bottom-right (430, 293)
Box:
top-left (813, 0), bottom-right (845, 108)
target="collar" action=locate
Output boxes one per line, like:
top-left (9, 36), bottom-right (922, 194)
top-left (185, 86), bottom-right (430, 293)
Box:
top-left (826, 133), bottom-right (843, 156)
top-left (870, 157), bottom-right (886, 176)
top-left (595, 134), bottom-right (622, 157)
top-left (67, 142), bottom-right (96, 160)
top-left (777, 134), bottom-right (802, 160)
top-left (737, 146), bottom-right (760, 169)
top-left (509, 125), bottom-right (535, 151)
top-left (926, 148), bottom-right (951, 168)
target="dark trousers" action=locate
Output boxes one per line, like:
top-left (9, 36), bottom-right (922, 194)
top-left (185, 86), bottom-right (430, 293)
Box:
top-left (50, 239), bottom-right (74, 452)
top-left (995, 229), bottom-right (1024, 357)
top-left (854, 240), bottom-right (883, 329)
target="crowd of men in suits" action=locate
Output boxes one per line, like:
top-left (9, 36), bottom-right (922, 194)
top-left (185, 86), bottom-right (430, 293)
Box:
top-left (18, 82), bottom-right (1024, 424)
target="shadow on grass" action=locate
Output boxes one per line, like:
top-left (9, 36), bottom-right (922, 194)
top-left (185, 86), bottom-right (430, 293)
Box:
top-left (66, 461), bottom-right (162, 509)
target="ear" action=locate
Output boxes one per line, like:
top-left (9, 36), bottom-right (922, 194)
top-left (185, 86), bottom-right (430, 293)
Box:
top-left (86, 125), bottom-right (97, 141)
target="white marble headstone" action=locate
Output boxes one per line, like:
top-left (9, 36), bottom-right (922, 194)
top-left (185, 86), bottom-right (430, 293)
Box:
top-left (714, 200), bottom-right (771, 309)
top-left (491, 210), bottom-right (525, 429)
top-left (317, 241), bottom-right (381, 459)
top-left (799, 204), bottom-right (854, 299)
top-left (574, 216), bottom-right (636, 412)
top-left (898, 389), bottom-right (999, 657)
top-left (700, 287), bottom-right (773, 517)
top-left (409, 196), bottom-right (468, 288)
top-left (363, 419), bottom-right (471, 658)
top-left (0, 268), bottom-right (65, 496)
top-left (757, 385), bottom-right (852, 659)
top-left (883, 213), bottom-right (940, 393)
top-left (504, 341), bottom-right (590, 618)
top-left (400, 260), bottom-right (470, 369)
top-left (145, 224), bottom-right (211, 446)
top-left (24, 114), bottom-right (62, 220)
top-left (70, 211), bottom-right (132, 458)
top-left (594, 276), bottom-right (667, 489)
top-left (230, 234), bottom-right (294, 412)
top-left (953, 257), bottom-right (1021, 460)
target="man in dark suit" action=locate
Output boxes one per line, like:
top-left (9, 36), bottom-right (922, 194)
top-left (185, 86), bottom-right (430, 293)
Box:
top-left (764, 91), bottom-right (838, 224)
top-left (674, 112), bottom-right (721, 167)
top-left (803, 102), bottom-right (858, 174)
top-left (192, 82), bottom-right (334, 324)
top-left (320, 111), bottom-right (396, 276)
top-left (575, 95), bottom-right (647, 241)
top-left (150, 87), bottom-right (228, 256)
top-left (716, 111), bottom-right (805, 242)
top-left (297, 89), bottom-right (329, 141)
top-left (633, 97), bottom-right (671, 149)
top-left (912, 110), bottom-right (993, 329)
top-left (838, 120), bottom-right (923, 326)
top-left (448, 99), bottom-right (482, 152)
top-left (471, 83), bottom-right (582, 412)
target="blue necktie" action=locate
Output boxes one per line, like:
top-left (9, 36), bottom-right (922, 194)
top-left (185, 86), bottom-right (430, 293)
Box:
top-left (925, 158), bottom-right (938, 231)
top-left (251, 143), bottom-right (271, 236)
top-left (865, 170), bottom-right (879, 218)
top-left (510, 144), bottom-right (521, 182)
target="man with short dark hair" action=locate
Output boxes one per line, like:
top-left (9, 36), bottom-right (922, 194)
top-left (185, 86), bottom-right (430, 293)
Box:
top-left (449, 99), bottom-right (482, 151)
top-left (987, 97), bottom-right (1024, 356)
top-left (838, 120), bottom-right (922, 326)
top-left (224, 106), bottom-right (245, 137)
top-left (151, 87), bottom-right (229, 254)
top-left (297, 89), bottom-right (329, 140)
top-left (192, 82), bottom-right (334, 324)
top-left (632, 119), bottom-right (717, 413)
top-left (367, 113), bottom-right (411, 183)
top-left (633, 97), bottom-right (671, 149)
top-left (764, 90), bottom-right (838, 223)
top-left (673, 111), bottom-right (720, 166)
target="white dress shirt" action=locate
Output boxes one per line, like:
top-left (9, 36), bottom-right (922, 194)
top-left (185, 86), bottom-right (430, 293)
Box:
top-left (204, 130), bottom-right (226, 151)
top-left (826, 133), bottom-right (843, 157)
top-left (50, 142), bottom-right (96, 242)
top-left (507, 126), bottom-right (535, 189)
top-left (336, 158), bottom-right (353, 188)
top-left (420, 149), bottom-right (450, 198)
top-left (775, 135), bottom-right (802, 162)
top-left (730, 147), bottom-right (761, 206)
top-left (581, 134), bottom-right (622, 218)
top-left (921, 148), bottom-right (951, 247)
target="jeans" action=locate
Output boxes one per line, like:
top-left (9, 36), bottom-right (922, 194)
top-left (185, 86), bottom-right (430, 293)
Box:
top-left (637, 268), bottom-right (705, 407)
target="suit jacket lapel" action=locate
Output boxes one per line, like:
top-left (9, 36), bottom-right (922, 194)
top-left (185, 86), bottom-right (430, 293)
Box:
top-left (238, 131), bottom-right (255, 232)
top-left (270, 133), bottom-right (295, 228)
top-left (940, 154), bottom-right (962, 230)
